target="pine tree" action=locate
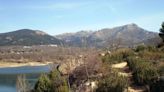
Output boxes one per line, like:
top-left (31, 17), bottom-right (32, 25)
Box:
top-left (34, 74), bottom-right (51, 92)
top-left (34, 69), bottom-right (69, 92)
top-left (49, 69), bottom-right (69, 92)
top-left (159, 22), bottom-right (164, 42)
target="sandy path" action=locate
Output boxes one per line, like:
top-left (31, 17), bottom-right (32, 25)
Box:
top-left (128, 86), bottom-right (146, 92)
top-left (112, 62), bottom-right (145, 92)
top-left (112, 62), bottom-right (127, 68)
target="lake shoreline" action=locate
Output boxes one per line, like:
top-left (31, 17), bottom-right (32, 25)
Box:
top-left (0, 62), bottom-right (53, 68)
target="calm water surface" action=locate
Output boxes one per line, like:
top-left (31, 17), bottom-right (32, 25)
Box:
top-left (0, 65), bottom-right (51, 92)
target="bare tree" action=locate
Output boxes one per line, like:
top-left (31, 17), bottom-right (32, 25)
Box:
top-left (16, 75), bottom-right (30, 92)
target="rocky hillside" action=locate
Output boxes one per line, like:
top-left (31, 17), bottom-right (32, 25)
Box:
top-left (0, 29), bottom-right (62, 46)
top-left (56, 23), bottom-right (160, 48)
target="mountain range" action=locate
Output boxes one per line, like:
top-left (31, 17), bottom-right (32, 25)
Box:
top-left (56, 23), bottom-right (161, 48)
top-left (0, 23), bottom-right (161, 47)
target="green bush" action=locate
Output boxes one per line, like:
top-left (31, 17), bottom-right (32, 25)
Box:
top-left (127, 57), bottom-right (159, 85)
top-left (135, 45), bottom-right (157, 52)
top-left (138, 51), bottom-right (164, 60)
top-left (102, 49), bottom-right (134, 64)
top-left (49, 69), bottom-right (69, 92)
top-left (96, 72), bottom-right (128, 92)
top-left (34, 74), bottom-right (51, 92)
top-left (135, 45), bottom-right (146, 52)
top-left (133, 64), bottom-right (159, 85)
top-left (34, 69), bottom-right (69, 92)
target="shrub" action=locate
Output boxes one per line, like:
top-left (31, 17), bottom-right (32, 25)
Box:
top-left (127, 57), bottom-right (159, 85)
top-left (34, 74), bottom-right (51, 92)
top-left (96, 72), bottom-right (128, 92)
top-left (135, 45), bottom-right (146, 52)
top-left (34, 69), bottom-right (69, 92)
top-left (102, 49), bottom-right (134, 64)
top-left (138, 51), bottom-right (164, 60)
top-left (135, 45), bottom-right (157, 52)
top-left (133, 64), bottom-right (159, 85)
top-left (49, 69), bottom-right (69, 92)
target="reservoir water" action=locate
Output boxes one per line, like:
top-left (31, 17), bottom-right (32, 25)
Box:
top-left (0, 65), bottom-right (51, 92)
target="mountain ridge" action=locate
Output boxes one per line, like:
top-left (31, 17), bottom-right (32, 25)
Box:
top-left (0, 23), bottom-right (161, 47)
top-left (56, 23), bottom-right (161, 48)
top-left (0, 29), bottom-right (62, 46)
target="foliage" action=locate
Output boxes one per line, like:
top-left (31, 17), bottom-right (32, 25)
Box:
top-left (135, 45), bottom-right (147, 52)
top-left (34, 74), bottom-right (51, 92)
top-left (159, 22), bottom-right (164, 42)
top-left (102, 48), bottom-right (134, 64)
top-left (34, 69), bottom-right (69, 92)
top-left (127, 57), bottom-right (159, 85)
top-left (135, 45), bottom-right (157, 52)
top-left (96, 71), bottom-right (128, 92)
top-left (49, 69), bottom-right (69, 92)
top-left (138, 50), bottom-right (164, 60)
top-left (134, 45), bottom-right (164, 62)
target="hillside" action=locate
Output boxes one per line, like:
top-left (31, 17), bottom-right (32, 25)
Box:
top-left (56, 23), bottom-right (161, 48)
top-left (0, 29), bottom-right (62, 46)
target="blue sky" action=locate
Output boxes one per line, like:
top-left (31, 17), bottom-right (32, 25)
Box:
top-left (0, 0), bottom-right (164, 35)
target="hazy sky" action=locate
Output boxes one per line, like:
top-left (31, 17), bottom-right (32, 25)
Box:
top-left (0, 0), bottom-right (164, 35)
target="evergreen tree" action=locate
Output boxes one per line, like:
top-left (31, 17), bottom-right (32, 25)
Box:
top-left (49, 69), bottom-right (69, 92)
top-left (159, 22), bottom-right (164, 42)
top-left (34, 74), bottom-right (51, 92)
top-left (34, 69), bottom-right (69, 92)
